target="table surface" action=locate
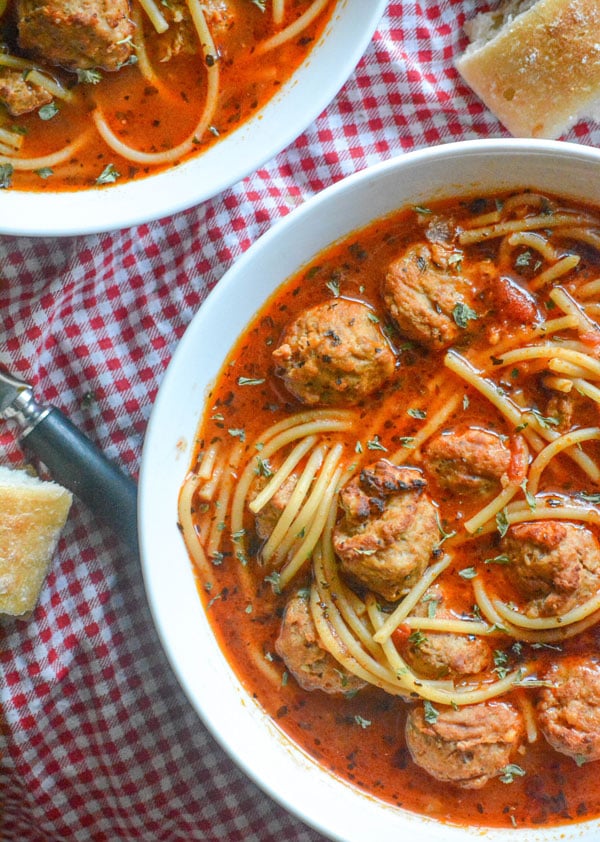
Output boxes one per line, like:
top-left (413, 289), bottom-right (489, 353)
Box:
top-left (2, 3), bottom-right (600, 840)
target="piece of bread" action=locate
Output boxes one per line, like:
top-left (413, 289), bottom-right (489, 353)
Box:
top-left (0, 466), bottom-right (72, 616)
top-left (456, 0), bottom-right (600, 138)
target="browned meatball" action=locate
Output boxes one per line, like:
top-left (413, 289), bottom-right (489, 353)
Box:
top-left (537, 657), bottom-right (600, 762)
top-left (333, 461), bottom-right (438, 602)
top-left (405, 700), bottom-right (524, 789)
top-left (155, 0), bottom-right (235, 62)
top-left (17, 0), bottom-right (134, 71)
top-left (502, 521), bottom-right (600, 617)
top-left (383, 243), bottom-right (476, 350)
top-left (272, 299), bottom-right (395, 406)
top-left (399, 588), bottom-right (492, 679)
top-left (0, 67), bottom-right (53, 116)
top-left (424, 426), bottom-right (511, 495)
top-left (545, 390), bottom-right (575, 432)
top-left (274, 594), bottom-right (365, 695)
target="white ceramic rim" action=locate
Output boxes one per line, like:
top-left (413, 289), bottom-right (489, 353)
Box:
top-left (0, 0), bottom-right (386, 237)
top-left (139, 137), bottom-right (600, 842)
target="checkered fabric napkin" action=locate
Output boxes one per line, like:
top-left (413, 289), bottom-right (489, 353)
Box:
top-left (1, 3), bottom-right (600, 841)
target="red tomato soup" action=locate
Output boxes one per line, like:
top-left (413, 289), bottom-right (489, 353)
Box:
top-left (0, 0), bottom-right (335, 191)
top-left (179, 190), bottom-right (600, 829)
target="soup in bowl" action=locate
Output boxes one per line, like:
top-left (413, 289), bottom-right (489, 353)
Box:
top-left (139, 138), bottom-right (600, 841)
top-left (0, 0), bottom-right (386, 235)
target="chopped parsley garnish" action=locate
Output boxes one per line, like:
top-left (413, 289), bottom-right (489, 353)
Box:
top-left (496, 508), bottom-right (510, 538)
top-left (354, 715), bottom-right (371, 729)
top-left (493, 649), bottom-right (510, 679)
top-left (38, 101), bottom-right (59, 121)
top-left (514, 250), bottom-right (532, 269)
top-left (76, 68), bottom-right (102, 85)
top-left (452, 302), bottom-right (478, 329)
top-left (435, 511), bottom-right (456, 546)
top-left (530, 408), bottom-right (560, 428)
top-left (228, 427), bottom-right (246, 441)
top-left (520, 479), bottom-right (536, 510)
top-left (458, 566), bottom-right (477, 580)
top-left (96, 163), bottom-right (121, 185)
top-left (35, 167), bottom-right (53, 179)
top-left (207, 589), bottom-right (224, 609)
top-left (427, 599), bottom-right (438, 619)
top-left (255, 457), bottom-right (273, 477)
top-left (577, 491), bottom-right (600, 504)
top-left (0, 163), bottom-right (14, 189)
top-left (498, 764), bottom-right (526, 784)
top-left (264, 571), bottom-right (281, 594)
top-left (408, 408), bottom-right (427, 419)
top-left (367, 435), bottom-right (387, 451)
top-left (408, 630), bottom-right (427, 647)
top-left (423, 700), bottom-right (439, 723)
top-left (484, 554), bottom-right (511, 566)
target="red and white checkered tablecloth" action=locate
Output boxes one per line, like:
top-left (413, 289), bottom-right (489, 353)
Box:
top-left (1, 3), bottom-right (600, 840)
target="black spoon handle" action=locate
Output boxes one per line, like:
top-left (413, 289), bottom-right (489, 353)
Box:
top-left (21, 406), bottom-right (139, 555)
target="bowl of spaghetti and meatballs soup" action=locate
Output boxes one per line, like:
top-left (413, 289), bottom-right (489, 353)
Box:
top-left (139, 138), bottom-right (600, 841)
top-left (0, 0), bottom-right (387, 235)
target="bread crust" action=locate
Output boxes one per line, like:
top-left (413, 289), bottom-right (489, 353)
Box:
top-left (0, 468), bottom-right (72, 616)
top-left (456, 0), bottom-right (600, 138)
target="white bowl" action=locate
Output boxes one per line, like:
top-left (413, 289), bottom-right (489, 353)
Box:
top-left (139, 138), bottom-right (600, 842)
top-left (0, 0), bottom-right (386, 237)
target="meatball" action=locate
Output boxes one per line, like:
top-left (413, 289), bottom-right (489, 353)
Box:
top-left (333, 461), bottom-right (438, 602)
top-left (251, 474), bottom-right (297, 542)
top-left (424, 427), bottom-right (511, 495)
top-left (501, 521), bottom-right (600, 617)
top-left (537, 657), bottom-right (600, 762)
top-left (545, 391), bottom-right (575, 432)
top-left (383, 243), bottom-right (475, 350)
top-left (17, 0), bottom-right (134, 71)
top-left (155, 0), bottom-right (235, 62)
top-left (272, 299), bottom-right (395, 406)
top-left (405, 700), bottom-right (524, 789)
top-left (0, 67), bottom-right (53, 116)
top-left (274, 593), bottom-right (365, 695)
top-left (399, 588), bottom-right (492, 679)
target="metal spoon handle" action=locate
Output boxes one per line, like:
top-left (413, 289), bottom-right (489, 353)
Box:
top-left (21, 406), bottom-right (139, 555)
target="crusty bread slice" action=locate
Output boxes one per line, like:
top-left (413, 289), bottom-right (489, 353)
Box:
top-left (456, 0), bottom-right (600, 138)
top-left (0, 466), bottom-right (72, 616)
